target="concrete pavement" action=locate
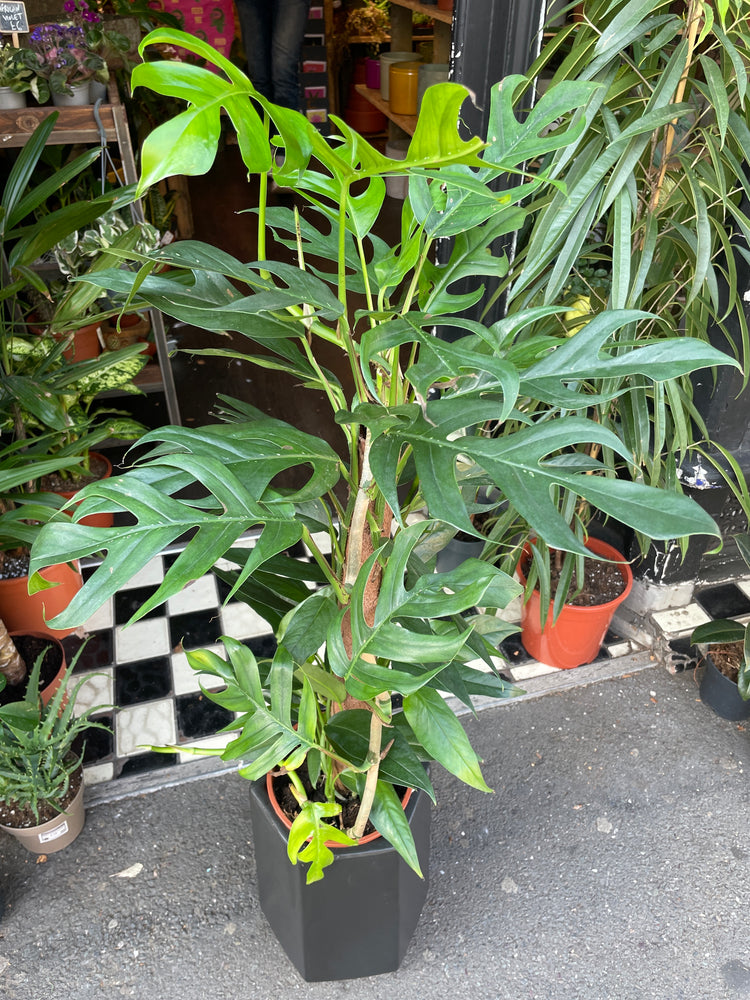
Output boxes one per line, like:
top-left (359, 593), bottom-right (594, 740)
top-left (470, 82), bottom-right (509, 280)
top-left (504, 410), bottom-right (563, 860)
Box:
top-left (0, 661), bottom-right (748, 999)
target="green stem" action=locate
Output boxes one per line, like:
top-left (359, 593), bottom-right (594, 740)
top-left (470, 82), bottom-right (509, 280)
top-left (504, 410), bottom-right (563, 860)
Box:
top-left (400, 234), bottom-right (432, 315)
top-left (302, 526), bottom-right (348, 604)
top-left (350, 691), bottom-right (390, 839)
top-left (286, 766), bottom-right (308, 805)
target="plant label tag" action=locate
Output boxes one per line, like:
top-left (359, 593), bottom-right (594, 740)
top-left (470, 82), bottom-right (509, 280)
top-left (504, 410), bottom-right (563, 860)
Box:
top-left (0, 3), bottom-right (29, 35)
top-left (39, 820), bottom-right (69, 843)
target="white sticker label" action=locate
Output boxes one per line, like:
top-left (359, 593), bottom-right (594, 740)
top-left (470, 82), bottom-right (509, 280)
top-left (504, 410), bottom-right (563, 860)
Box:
top-left (39, 820), bottom-right (69, 843)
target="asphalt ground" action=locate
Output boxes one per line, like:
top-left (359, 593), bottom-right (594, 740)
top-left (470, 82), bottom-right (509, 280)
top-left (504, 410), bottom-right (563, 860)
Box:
top-left (0, 660), bottom-right (748, 1000)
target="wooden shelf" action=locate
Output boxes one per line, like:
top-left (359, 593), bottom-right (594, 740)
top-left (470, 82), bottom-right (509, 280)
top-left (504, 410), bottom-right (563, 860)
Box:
top-left (355, 84), bottom-right (417, 135)
top-left (0, 102), bottom-right (127, 149)
top-left (391, 0), bottom-right (453, 25)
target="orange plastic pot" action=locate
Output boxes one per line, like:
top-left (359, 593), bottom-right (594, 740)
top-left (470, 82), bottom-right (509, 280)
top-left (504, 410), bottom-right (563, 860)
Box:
top-left (518, 536), bottom-right (633, 669)
top-left (9, 631), bottom-right (67, 706)
top-left (58, 321), bottom-right (101, 361)
top-left (266, 771), bottom-right (413, 849)
top-left (55, 451), bottom-right (114, 529)
top-left (0, 562), bottom-right (83, 638)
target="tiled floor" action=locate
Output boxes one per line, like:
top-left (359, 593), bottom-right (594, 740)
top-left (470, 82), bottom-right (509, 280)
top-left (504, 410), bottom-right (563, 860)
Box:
top-left (63, 541), bottom-right (280, 786)
top-left (61, 537), bottom-right (657, 791)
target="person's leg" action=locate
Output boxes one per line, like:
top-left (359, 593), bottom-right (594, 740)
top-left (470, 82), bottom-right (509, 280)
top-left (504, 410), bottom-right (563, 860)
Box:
top-left (270, 0), bottom-right (311, 110)
top-left (235, 0), bottom-right (273, 99)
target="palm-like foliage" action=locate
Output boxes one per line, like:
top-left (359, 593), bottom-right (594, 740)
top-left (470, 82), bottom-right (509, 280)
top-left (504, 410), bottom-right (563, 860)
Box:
top-left (29, 4), bottom-right (743, 880)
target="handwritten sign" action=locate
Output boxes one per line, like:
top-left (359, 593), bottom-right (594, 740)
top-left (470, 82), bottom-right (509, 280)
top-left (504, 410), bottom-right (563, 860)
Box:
top-left (0, 2), bottom-right (28, 35)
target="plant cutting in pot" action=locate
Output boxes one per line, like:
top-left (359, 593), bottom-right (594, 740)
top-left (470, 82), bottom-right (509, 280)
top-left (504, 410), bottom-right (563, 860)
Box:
top-left (0, 647), bottom-right (109, 854)
top-left (29, 15), bottom-right (738, 980)
top-left (0, 614), bottom-right (66, 699)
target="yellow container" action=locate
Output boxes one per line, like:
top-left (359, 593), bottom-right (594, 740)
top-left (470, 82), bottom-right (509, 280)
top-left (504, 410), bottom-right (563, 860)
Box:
top-left (389, 61), bottom-right (421, 116)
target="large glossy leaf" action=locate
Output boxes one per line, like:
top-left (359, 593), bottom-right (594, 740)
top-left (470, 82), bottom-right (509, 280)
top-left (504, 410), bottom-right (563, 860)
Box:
top-left (30, 420), bottom-right (340, 628)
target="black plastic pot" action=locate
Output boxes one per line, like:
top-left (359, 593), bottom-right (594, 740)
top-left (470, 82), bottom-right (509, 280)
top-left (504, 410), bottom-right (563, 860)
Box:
top-left (435, 533), bottom-right (484, 573)
top-left (699, 654), bottom-right (750, 721)
top-left (248, 779), bottom-right (431, 982)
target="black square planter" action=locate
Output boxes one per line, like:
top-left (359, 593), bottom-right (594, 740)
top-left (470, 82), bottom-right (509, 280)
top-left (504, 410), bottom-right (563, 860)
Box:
top-left (248, 779), bottom-right (431, 982)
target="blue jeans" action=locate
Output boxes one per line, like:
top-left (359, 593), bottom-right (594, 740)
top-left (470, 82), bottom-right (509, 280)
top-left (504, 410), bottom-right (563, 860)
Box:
top-left (235, 0), bottom-right (311, 111)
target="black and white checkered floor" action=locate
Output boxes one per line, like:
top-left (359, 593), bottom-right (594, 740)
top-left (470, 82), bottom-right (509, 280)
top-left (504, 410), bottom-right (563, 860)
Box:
top-left (60, 536), bottom-right (750, 790)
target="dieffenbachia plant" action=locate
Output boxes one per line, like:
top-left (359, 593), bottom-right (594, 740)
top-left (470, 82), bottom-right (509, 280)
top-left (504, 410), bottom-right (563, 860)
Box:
top-left (29, 12), bottom-right (737, 881)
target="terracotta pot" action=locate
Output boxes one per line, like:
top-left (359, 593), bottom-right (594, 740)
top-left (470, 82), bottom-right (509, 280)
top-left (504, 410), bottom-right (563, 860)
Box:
top-left (266, 771), bottom-right (413, 849)
top-left (518, 536), bottom-right (633, 669)
top-left (8, 631), bottom-right (67, 706)
top-left (437, 0), bottom-right (453, 9)
top-left (0, 772), bottom-right (85, 854)
top-left (59, 322), bottom-right (101, 361)
top-left (54, 451), bottom-right (114, 529)
top-left (343, 89), bottom-right (387, 133)
top-left (250, 777), bottom-right (430, 981)
top-left (0, 561), bottom-right (83, 638)
top-left (101, 313), bottom-right (152, 352)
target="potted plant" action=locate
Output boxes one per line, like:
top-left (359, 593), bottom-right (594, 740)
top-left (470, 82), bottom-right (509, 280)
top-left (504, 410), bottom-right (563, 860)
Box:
top-left (691, 527), bottom-right (750, 720)
top-left (2, 333), bottom-right (149, 520)
top-left (450, 0), bottom-right (750, 667)
top-left (0, 615), bottom-right (67, 704)
top-left (0, 41), bottom-right (34, 109)
top-left (30, 18), bottom-right (738, 979)
top-left (20, 21), bottom-right (108, 105)
top-left (26, 208), bottom-right (162, 361)
top-left (0, 647), bottom-right (109, 854)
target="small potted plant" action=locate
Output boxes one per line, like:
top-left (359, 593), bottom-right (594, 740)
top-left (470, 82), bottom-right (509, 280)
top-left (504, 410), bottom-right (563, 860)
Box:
top-left (28, 209), bottom-right (162, 359)
top-left (0, 41), bottom-right (34, 109)
top-left (20, 21), bottom-right (108, 105)
top-left (691, 531), bottom-right (750, 720)
top-left (0, 648), bottom-right (109, 854)
top-left (62, 0), bottom-right (132, 100)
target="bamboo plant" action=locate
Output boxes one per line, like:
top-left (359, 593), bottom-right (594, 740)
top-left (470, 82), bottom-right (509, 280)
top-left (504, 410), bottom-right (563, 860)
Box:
top-left (29, 10), bottom-right (740, 881)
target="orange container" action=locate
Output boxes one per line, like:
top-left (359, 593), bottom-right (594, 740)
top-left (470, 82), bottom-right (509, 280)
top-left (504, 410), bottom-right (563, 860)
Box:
top-left (518, 536), bottom-right (633, 669)
top-left (0, 562), bottom-right (84, 638)
top-left (389, 61), bottom-right (421, 116)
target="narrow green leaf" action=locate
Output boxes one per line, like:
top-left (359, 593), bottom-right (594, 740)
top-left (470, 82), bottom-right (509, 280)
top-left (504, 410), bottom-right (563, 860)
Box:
top-left (403, 687), bottom-right (491, 793)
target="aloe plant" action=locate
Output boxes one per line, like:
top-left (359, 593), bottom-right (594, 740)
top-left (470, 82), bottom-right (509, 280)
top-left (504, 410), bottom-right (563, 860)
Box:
top-left (29, 15), bottom-right (738, 881)
top-left (0, 647), bottom-right (110, 823)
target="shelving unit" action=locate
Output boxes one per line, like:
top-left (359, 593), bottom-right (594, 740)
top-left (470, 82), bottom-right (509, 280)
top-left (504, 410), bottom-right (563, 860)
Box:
top-left (354, 0), bottom-right (453, 137)
top-left (0, 83), bottom-right (182, 426)
top-left (354, 83), bottom-right (417, 134)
